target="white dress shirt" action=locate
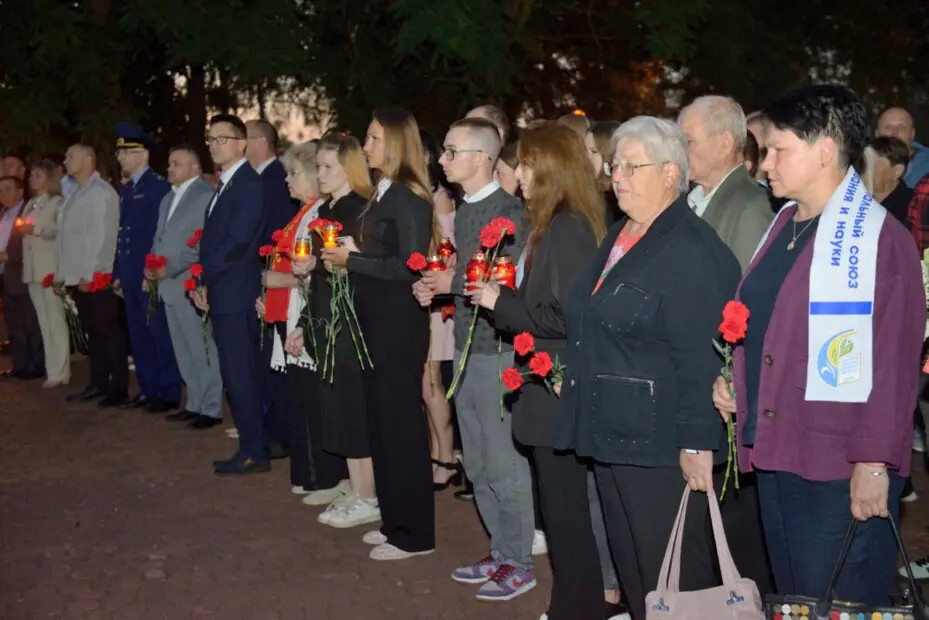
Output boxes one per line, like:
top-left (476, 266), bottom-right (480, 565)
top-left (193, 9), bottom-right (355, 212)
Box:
top-left (208, 157), bottom-right (249, 216)
top-left (686, 165), bottom-right (743, 217)
top-left (167, 176), bottom-right (198, 222)
top-left (375, 178), bottom-right (393, 201)
top-left (463, 180), bottom-right (501, 203)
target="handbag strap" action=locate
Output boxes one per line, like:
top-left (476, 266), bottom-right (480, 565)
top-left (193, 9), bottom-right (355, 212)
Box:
top-left (667, 489), bottom-right (744, 591)
top-left (814, 517), bottom-right (927, 619)
top-left (655, 487), bottom-right (691, 593)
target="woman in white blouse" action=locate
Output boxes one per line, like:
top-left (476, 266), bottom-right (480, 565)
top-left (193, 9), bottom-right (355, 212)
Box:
top-left (21, 160), bottom-right (70, 387)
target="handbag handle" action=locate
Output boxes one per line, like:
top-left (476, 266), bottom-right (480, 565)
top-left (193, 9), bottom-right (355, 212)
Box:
top-left (814, 516), bottom-right (927, 619)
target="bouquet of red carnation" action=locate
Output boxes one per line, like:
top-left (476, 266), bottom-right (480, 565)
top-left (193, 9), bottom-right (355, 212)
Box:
top-left (184, 263), bottom-right (210, 365)
top-left (713, 300), bottom-right (750, 500)
top-left (43, 272), bottom-right (88, 354)
top-left (307, 218), bottom-right (370, 381)
top-left (446, 217), bottom-right (516, 399)
top-left (501, 332), bottom-right (567, 395)
top-left (88, 272), bottom-right (113, 293)
top-left (144, 254), bottom-right (168, 324)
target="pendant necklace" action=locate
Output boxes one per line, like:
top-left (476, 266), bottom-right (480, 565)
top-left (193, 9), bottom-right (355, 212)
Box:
top-left (787, 217), bottom-right (816, 251)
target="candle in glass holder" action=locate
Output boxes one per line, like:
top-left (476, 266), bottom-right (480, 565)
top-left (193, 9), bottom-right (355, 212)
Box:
top-left (294, 237), bottom-right (311, 259)
top-left (437, 238), bottom-right (455, 259)
top-left (465, 250), bottom-right (491, 287)
top-left (321, 223), bottom-right (340, 248)
top-left (426, 254), bottom-right (447, 272)
top-left (493, 256), bottom-right (517, 289)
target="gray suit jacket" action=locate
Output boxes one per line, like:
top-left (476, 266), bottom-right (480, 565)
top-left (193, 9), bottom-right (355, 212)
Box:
top-left (701, 165), bottom-right (774, 271)
top-left (150, 178), bottom-right (214, 305)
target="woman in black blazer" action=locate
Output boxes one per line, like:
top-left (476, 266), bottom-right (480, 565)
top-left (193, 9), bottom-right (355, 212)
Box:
top-left (321, 108), bottom-right (435, 560)
top-left (469, 124), bottom-right (611, 619)
top-left (553, 116), bottom-right (741, 620)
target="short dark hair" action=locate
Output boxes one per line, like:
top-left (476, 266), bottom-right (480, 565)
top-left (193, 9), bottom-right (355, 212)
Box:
top-left (869, 135), bottom-right (910, 168)
top-left (209, 114), bottom-right (247, 139)
top-left (0, 175), bottom-right (24, 190)
top-left (498, 140), bottom-right (519, 170)
top-left (743, 130), bottom-right (760, 175)
top-left (169, 144), bottom-right (201, 165)
top-left (248, 119), bottom-right (279, 151)
top-left (763, 84), bottom-right (869, 169)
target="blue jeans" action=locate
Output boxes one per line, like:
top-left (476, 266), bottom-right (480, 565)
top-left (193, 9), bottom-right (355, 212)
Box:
top-left (756, 470), bottom-right (904, 605)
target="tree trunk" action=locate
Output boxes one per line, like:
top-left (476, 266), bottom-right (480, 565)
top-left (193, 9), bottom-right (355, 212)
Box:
top-left (186, 64), bottom-right (210, 170)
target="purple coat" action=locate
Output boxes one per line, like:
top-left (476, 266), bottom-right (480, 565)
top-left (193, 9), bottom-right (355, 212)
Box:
top-left (732, 204), bottom-right (924, 481)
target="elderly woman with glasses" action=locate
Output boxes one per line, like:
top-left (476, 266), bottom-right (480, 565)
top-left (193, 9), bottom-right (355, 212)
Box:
top-left (554, 116), bottom-right (742, 620)
top-left (712, 85), bottom-right (923, 605)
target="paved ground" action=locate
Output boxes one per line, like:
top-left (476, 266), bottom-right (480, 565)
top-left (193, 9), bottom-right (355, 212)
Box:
top-left (2, 352), bottom-right (929, 619)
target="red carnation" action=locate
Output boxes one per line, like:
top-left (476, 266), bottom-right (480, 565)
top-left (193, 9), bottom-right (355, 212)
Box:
top-left (406, 252), bottom-right (428, 272)
top-left (306, 218), bottom-right (325, 233)
top-left (157, 256), bottom-right (167, 269)
top-left (90, 272), bottom-right (112, 292)
top-left (441, 305), bottom-right (455, 321)
top-left (258, 244), bottom-right (273, 258)
top-left (271, 229), bottom-right (284, 243)
top-left (489, 217), bottom-right (516, 236)
top-left (187, 228), bottom-right (203, 248)
top-left (502, 367), bottom-right (524, 391)
top-left (190, 263), bottom-right (203, 277)
top-left (183, 278), bottom-right (197, 291)
top-left (480, 217), bottom-right (517, 248)
top-left (145, 253), bottom-right (158, 270)
top-left (529, 351), bottom-right (553, 377)
top-left (513, 332), bottom-right (535, 357)
top-left (41, 273), bottom-right (55, 288)
top-left (719, 301), bottom-right (750, 344)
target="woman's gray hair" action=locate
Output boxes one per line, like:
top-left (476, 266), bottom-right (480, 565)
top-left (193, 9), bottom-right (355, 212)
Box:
top-left (611, 116), bottom-right (689, 193)
top-left (282, 139), bottom-right (319, 173)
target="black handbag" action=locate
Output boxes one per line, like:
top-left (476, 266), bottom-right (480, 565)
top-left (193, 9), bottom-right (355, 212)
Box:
top-left (765, 516), bottom-right (928, 619)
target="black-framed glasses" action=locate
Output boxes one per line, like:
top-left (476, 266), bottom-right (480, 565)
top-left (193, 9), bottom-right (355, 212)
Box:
top-left (604, 160), bottom-right (669, 177)
top-left (442, 147), bottom-right (484, 161)
top-left (205, 136), bottom-right (245, 146)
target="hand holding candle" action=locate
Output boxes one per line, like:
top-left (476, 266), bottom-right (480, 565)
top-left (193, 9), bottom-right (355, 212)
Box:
top-left (492, 256), bottom-right (516, 289)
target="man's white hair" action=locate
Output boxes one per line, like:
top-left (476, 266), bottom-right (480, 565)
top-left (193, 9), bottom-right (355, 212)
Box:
top-left (678, 95), bottom-right (748, 151)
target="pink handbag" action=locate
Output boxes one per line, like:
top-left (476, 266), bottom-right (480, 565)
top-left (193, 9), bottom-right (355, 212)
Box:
top-left (646, 488), bottom-right (764, 619)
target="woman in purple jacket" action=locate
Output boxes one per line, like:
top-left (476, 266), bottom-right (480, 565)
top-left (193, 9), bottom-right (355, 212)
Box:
top-left (713, 84), bottom-right (924, 605)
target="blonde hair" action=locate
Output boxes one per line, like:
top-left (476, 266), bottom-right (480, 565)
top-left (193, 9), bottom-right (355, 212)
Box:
top-left (282, 140), bottom-right (319, 195)
top-left (33, 159), bottom-right (62, 197)
top-left (318, 132), bottom-right (373, 200)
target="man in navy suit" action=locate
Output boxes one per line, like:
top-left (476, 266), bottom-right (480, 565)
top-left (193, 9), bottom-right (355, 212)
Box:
top-left (112, 123), bottom-right (181, 413)
top-left (246, 119), bottom-right (296, 458)
top-left (192, 114), bottom-right (269, 476)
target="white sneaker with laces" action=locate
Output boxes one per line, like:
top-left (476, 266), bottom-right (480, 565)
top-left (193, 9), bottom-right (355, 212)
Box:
top-left (362, 530), bottom-right (387, 545)
top-left (532, 529), bottom-right (548, 555)
top-left (302, 479), bottom-right (351, 506)
top-left (900, 554), bottom-right (929, 580)
top-left (322, 496), bottom-right (381, 529)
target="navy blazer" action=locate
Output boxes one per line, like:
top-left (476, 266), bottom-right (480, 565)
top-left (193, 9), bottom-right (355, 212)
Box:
top-left (200, 162), bottom-right (266, 315)
top-left (113, 168), bottom-right (171, 288)
top-left (260, 159), bottom-right (299, 243)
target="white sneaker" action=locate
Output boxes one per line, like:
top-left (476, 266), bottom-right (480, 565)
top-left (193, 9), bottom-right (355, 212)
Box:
top-left (321, 496), bottom-right (381, 529)
top-left (532, 529), bottom-right (548, 555)
top-left (900, 554), bottom-right (929, 580)
top-left (915, 429), bottom-right (926, 453)
top-left (362, 530), bottom-right (387, 545)
top-left (291, 485), bottom-right (311, 495)
top-left (317, 494), bottom-right (356, 524)
top-left (902, 490), bottom-right (919, 503)
top-left (301, 479), bottom-right (351, 506)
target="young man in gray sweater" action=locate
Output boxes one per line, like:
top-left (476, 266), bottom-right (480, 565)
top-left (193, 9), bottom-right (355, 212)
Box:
top-left (413, 118), bottom-right (535, 601)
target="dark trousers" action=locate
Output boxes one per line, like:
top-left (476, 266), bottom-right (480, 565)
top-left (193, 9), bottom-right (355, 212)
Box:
top-left (123, 286), bottom-right (180, 402)
top-left (72, 289), bottom-right (128, 395)
top-left (756, 470), bottom-right (905, 606)
top-left (535, 447), bottom-right (603, 620)
top-left (359, 291), bottom-right (433, 552)
top-left (719, 474), bottom-right (774, 597)
top-left (1, 288), bottom-right (44, 373)
top-left (595, 464), bottom-right (720, 620)
top-left (261, 322), bottom-right (290, 447)
top-left (212, 312), bottom-right (265, 461)
top-left (286, 364), bottom-right (346, 489)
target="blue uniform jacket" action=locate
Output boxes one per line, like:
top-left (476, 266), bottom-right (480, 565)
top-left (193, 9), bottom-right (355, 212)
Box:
top-left (113, 168), bottom-right (171, 288)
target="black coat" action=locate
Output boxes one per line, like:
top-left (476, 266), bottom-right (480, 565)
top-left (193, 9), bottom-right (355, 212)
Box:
top-left (494, 211), bottom-right (600, 447)
top-left (553, 196), bottom-right (741, 467)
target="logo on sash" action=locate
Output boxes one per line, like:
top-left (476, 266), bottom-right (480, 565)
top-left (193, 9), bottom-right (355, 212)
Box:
top-left (817, 328), bottom-right (860, 387)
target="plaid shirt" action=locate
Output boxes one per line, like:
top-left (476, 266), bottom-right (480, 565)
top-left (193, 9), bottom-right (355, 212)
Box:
top-left (907, 172), bottom-right (929, 253)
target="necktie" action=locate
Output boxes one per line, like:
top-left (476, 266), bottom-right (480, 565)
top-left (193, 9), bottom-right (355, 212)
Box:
top-left (208, 179), bottom-right (225, 217)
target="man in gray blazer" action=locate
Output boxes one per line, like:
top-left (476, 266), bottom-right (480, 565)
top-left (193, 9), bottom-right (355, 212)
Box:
top-left (679, 95), bottom-right (774, 270)
top-left (145, 145), bottom-right (223, 429)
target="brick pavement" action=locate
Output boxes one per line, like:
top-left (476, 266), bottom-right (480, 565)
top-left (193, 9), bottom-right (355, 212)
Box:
top-left (2, 353), bottom-right (929, 619)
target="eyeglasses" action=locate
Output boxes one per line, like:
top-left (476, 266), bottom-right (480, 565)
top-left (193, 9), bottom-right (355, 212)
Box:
top-left (442, 148), bottom-right (485, 161)
top-left (604, 160), bottom-right (669, 177)
top-left (205, 136), bottom-right (245, 146)
top-left (286, 168), bottom-right (304, 178)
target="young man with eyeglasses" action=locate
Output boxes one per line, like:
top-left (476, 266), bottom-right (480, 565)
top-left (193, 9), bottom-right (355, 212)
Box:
top-left (413, 117), bottom-right (535, 602)
top-left (192, 114), bottom-right (269, 476)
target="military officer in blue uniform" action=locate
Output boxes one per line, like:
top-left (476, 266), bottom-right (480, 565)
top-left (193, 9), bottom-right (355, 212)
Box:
top-left (112, 123), bottom-right (181, 413)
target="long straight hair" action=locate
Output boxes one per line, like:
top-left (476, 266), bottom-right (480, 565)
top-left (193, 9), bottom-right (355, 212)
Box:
top-left (370, 107), bottom-right (439, 246)
top-left (518, 124), bottom-right (607, 258)
top-left (318, 132), bottom-right (373, 200)
top-left (33, 159), bottom-right (62, 197)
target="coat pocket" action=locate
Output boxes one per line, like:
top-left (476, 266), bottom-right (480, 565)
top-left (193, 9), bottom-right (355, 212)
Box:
top-left (592, 374), bottom-right (657, 444)
top-left (599, 282), bottom-right (659, 336)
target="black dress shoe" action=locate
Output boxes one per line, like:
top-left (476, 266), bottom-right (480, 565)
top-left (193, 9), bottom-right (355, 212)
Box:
top-left (166, 410), bottom-right (199, 422)
top-left (15, 370), bottom-right (45, 380)
top-left (119, 393), bottom-right (151, 409)
top-left (213, 453), bottom-right (270, 476)
top-left (145, 399), bottom-right (179, 414)
top-left (99, 392), bottom-right (130, 408)
top-left (188, 415), bottom-right (222, 429)
top-left (267, 440), bottom-right (291, 460)
top-left (454, 478), bottom-right (475, 502)
top-left (66, 386), bottom-right (104, 402)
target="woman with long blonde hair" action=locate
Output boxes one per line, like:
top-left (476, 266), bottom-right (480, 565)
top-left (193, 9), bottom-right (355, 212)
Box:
top-left (468, 123), bottom-right (619, 619)
top-left (321, 108), bottom-right (435, 561)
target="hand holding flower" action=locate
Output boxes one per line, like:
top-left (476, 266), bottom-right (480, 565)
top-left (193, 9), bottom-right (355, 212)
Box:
top-left (422, 269), bottom-right (453, 294)
top-left (285, 328), bottom-right (305, 357)
top-left (712, 375), bottom-right (736, 421)
top-left (467, 280), bottom-right (500, 310)
top-left (320, 246), bottom-right (351, 267)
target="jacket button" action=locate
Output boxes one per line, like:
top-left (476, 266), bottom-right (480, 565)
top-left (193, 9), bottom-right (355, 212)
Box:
top-left (763, 354), bottom-right (773, 366)
top-left (764, 409), bottom-right (775, 418)
top-left (570, 379), bottom-right (576, 387)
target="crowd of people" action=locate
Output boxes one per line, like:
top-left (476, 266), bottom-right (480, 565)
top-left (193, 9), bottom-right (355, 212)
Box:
top-left (2, 83), bottom-right (929, 619)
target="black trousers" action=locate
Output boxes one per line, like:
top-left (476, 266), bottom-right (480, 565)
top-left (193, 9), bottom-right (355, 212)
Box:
top-left (72, 289), bottom-right (128, 395)
top-left (261, 322), bottom-right (290, 447)
top-left (357, 286), bottom-right (433, 552)
top-left (594, 464), bottom-right (721, 620)
top-left (718, 473), bottom-right (774, 598)
top-left (286, 365), bottom-right (347, 490)
top-left (1, 288), bottom-right (43, 373)
top-left (535, 447), bottom-right (604, 620)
